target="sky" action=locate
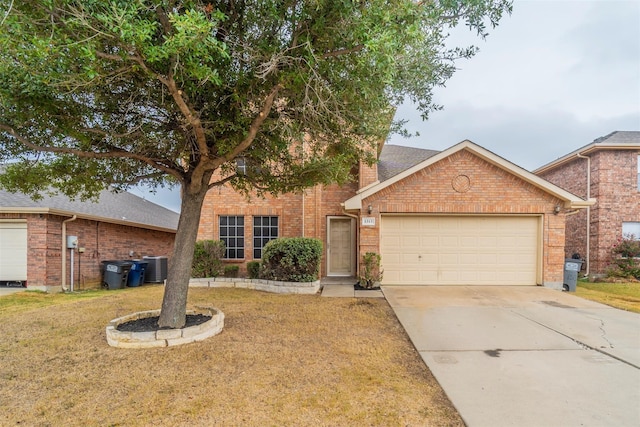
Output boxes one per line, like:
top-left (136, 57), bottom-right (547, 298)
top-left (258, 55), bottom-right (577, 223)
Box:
top-left (133, 0), bottom-right (640, 213)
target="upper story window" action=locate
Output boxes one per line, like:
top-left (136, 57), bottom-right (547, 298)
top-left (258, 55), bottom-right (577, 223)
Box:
top-left (253, 216), bottom-right (279, 259)
top-left (622, 222), bottom-right (640, 240)
top-left (236, 158), bottom-right (247, 175)
top-left (219, 216), bottom-right (244, 259)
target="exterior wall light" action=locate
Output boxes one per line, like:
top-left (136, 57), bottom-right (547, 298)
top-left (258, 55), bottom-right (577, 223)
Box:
top-left (367, 204), bottom-right (373, 214)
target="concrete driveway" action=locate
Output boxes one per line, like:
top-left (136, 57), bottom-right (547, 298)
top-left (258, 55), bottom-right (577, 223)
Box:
top-left (383, 286), bottom-right (640, 427)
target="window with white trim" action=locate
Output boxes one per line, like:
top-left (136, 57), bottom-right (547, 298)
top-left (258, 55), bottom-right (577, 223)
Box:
top-left (622, 222), bottom-right (640, 240)
top-left (219, 216), bottom-right (244, 259)
top-left (253, 216), bottom-right (279, 259)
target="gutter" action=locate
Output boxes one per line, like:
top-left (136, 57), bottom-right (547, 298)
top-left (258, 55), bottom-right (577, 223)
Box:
top-left (61, 215), bottom-right (77, 291)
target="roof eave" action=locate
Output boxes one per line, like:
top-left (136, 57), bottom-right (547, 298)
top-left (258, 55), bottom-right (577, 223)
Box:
top-left (534, 143), bottom-right (640, 174)
top-left (0, 207), bottom-right (177, 233)
top-left (343, 140), bottom-right (590, 210)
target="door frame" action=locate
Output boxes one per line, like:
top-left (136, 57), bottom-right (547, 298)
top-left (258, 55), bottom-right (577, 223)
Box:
top-left (326, 216), bottom-right (356, 277)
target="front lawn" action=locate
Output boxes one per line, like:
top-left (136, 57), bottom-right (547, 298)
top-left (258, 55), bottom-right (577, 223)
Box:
top-left (0, 286), bottom-right (462, 426)
top-left (576, 281), bottom-right (640, 313)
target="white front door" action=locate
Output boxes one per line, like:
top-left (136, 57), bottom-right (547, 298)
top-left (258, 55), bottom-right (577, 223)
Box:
top-left (327, 217), bottom-right (355, 276)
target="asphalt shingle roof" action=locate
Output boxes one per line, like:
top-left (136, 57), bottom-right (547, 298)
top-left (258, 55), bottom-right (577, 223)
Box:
top-left (592, 130), bottom-right (640, 145)
top-left (377, 145), bottom-right (441, 182)
top-left (0, 184), bottom-right (180, 231)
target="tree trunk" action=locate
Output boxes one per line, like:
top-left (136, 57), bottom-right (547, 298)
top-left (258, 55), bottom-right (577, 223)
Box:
top-left (158, 182), bottom-right (209, 329)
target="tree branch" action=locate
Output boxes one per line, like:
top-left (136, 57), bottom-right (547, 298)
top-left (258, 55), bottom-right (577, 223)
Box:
top-left (322, 44), bottom-right (364, 59)
top-left (0, 123), bottom-right (182, 180)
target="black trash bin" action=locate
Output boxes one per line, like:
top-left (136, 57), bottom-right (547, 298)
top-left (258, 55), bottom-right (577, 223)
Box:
top-left (127, 260), bottom-right (149, 287)
top-left (101, 260), bottom-right (134, 290)
top-left (563, 258), bottom-right (583, 292)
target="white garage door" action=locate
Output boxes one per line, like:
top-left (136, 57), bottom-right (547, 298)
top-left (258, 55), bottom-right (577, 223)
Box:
top-left (0, 222), bottom-right (28, 282)
top-left (381, 216), bottom-right (539, 286)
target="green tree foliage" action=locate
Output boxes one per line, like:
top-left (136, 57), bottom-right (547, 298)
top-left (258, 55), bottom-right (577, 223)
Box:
top-left (261, 237), bottom-right (323, 282)
top-left (0, 0), bottom-right (512, 327)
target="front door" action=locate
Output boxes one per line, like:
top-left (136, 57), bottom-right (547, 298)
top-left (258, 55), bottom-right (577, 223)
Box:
top-left (327, 217), bottom-right (355, 276)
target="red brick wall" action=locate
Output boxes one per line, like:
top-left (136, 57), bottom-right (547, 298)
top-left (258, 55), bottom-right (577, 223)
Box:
top-left (199, 177), bottom-right (359, 276)
top-left (537, 157), bottom-right (589, 263)
top-left (1, 213), bottom-right (175, 290)
top-left (537, 150), bottom-right (640, 275)
top-left (359, 150), bottom-right (566, 285)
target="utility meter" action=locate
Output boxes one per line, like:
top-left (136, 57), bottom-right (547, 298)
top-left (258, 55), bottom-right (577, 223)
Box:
top-left (66, 236), bottom-right (78, 249)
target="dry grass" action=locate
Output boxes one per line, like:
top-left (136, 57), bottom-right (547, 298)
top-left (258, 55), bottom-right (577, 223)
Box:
top-left (0, 286), bottom-right (462, 426)
top-left (576, 281), bottom-right (640, 313)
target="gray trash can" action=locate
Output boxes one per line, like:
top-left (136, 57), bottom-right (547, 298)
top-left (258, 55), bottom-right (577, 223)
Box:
top-left (101, 261), bottom-right (134, 290)
top-left (563, 258), bottom-right (583, 292)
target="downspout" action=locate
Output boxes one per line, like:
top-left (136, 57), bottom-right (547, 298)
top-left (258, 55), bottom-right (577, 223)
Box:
top-left (61, 215), bottom-right (77, 292)
top-left (577, 153), bottom-right (591, 276)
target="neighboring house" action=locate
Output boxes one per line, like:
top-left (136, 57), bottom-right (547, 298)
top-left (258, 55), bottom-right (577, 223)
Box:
top-left (534, 131), bottom-right (640, 277)
top-left (198, 140), bottom-right (591, 289)
top-left (0, 185), bottom-right (179, 292)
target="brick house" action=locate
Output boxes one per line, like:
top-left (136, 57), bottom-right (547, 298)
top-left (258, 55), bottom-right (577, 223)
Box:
top-left (0, 187), bottom-right (179, 292)
top-left (198, 140), bottom-right (591, 288)
top-left (534, 131), bottom-right (640, 276)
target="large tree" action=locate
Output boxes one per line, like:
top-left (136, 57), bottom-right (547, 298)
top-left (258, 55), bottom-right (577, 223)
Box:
top-left (0, 0), bottom-right (511, 328)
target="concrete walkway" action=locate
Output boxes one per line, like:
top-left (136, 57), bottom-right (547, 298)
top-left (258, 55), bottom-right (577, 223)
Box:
top-left (383, 286), bottom-right (640, 427)
top-left (0, 286), bottom-right (28, 296)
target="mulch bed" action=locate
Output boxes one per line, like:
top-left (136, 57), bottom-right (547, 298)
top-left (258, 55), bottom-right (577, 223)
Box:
top-left (116, 313), bottom-right (211, 332)
top-left (354, 283), bottom-right (381, 291)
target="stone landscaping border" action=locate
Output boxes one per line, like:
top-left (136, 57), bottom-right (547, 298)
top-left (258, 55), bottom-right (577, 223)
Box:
top-left (106, 306), bottom-right (224, 349)
top-left (188, 277), bottom-right (321, 294)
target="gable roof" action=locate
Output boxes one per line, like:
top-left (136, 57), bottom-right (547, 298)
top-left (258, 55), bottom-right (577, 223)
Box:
top-left (378, 145), bottom-right (440, 181)
top-left (344, 140), bottom-right (593, 211)
top-left (0, 185), bottom-right (180, 232)
top-left (534, 131), bottom-right (640, 174)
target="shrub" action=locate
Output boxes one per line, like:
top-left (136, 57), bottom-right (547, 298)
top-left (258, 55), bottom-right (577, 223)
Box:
top-left (261, 237), bottom-right (322, 282)
top-left (607, 234), bottom-right (640, 280)
top-left (223, 265), bottom-right (239, 278)
top-left (247, 261), bottom-right (261, 279)
top-left (359, 252), bottom-right (383, 289)
top-left (191, 240), bottom-right (225, 278)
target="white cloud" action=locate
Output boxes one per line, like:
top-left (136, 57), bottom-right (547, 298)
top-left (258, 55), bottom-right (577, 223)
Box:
top-left (390, 0), bottom-right (640, 170)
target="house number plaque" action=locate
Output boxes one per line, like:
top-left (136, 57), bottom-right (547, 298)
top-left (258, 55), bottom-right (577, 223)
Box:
top-left (362, 217), bottom-right (376, 226)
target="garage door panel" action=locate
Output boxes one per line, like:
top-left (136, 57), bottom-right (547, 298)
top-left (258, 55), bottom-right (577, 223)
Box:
top-left (0, 222), bottom-right (28, 282)
top-left (381, 216), bottom-right (539, 286)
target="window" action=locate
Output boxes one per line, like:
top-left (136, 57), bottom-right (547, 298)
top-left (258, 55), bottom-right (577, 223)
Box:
top-left (622, 222), bottom-right (640, 240)
top-left (637, 154), bottom-right (639, 191)
top-left (236, 158), bottom-right (247, 175)
top-left (253, 216), bottom-right (279, 259)
top-left (219, 216), bottom-right (244, 259)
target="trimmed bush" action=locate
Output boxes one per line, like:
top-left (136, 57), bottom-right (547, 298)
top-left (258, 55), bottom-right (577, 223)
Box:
top-left (607, 235), bottom-right (640, 280)
top-left (247, 261), bottom-right (261, 279)
top-left (191, 240), bottom-right (225, 278)
top-left (223, 265), bottom-right (239, 278)
top-left (261, 237), bottom-right (322, 282)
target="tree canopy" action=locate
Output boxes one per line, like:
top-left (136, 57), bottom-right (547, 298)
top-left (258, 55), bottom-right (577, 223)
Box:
top-left (0, 0), bottom-right (512, 327)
